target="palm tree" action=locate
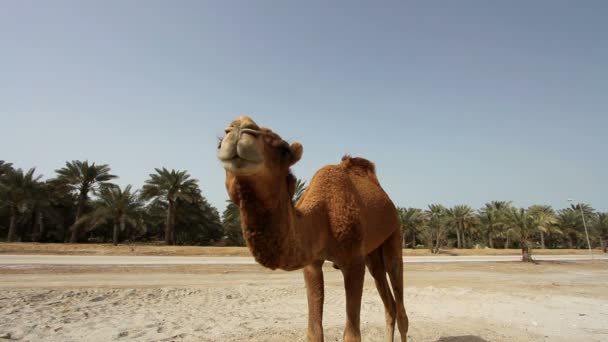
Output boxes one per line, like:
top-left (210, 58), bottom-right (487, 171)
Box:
top-left (569, 203), bottom-right (596, 248)
top-left (0, 168), bottom-right (42, 242)
top-left (425, 204), bottom-right (447, 254)
top-left (41, 178), bottom-right (79, 242)
top-left (570, 203), bottom-right (595, 219)
top-left (222, 200), bottom-right (243, 246)
top-left (505, 207), bottom-right (535, 262)
top-left (173, 193), bottom-right (223, 245)
top-left (527, 205), bottom-right (557, 249)
top-left (0, 161), bottom-right (13, 178)
top-left (26, 180), bottom-right (58, 242)
top-left (595, 213), bottom-right (608, 253)
top-left (555, 208), bottom-right (583, 248)
top-left (140, 168), bottom-right (199, 245)
top-left (447, 205), bottom-right (476, 248)
top-left (397, 207), bottom-right (425, 249)
top-left (55, 161), bottom-right (117, 243)
top-left (478, 201), bottom-right (511, 248)
top-left (74, 185), bottom-right (143, 245)
top-left (293, 178), bottom-right (307, 203)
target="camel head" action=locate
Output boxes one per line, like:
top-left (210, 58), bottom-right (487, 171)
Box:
top-left (218, 116), bottom-right (303, 207)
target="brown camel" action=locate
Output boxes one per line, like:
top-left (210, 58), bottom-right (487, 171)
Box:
top-left (217, 116), bottom-right (409, 342)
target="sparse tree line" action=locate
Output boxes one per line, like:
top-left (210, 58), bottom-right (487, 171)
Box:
top-left (398, 202), bottom-right (608, 261)
top-left (2, 159), bottom-right (607, 257)
top-left (0, 160), bottom-right (223, 245)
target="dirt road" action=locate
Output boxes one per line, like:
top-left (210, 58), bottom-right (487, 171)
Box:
top-left (0, 254), bottom-right (605, 265)
top-left (1, 259), bottom-right (607, 342)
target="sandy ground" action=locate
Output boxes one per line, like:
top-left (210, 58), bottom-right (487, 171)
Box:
top-left (0, 243), bottom-right (596, 257)
top-left (1, 260), bottom-right (607, 342)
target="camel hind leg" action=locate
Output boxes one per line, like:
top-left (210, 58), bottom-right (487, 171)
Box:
top-left (365, 247), bottom-right (396, 342)
top-left (383, 230), bottom-right (409, 342)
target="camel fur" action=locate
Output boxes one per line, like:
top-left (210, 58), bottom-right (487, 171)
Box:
top-left (218, 116), bottom-right (409, 342)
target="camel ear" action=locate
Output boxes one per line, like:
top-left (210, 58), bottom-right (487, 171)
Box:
top-left (289, 142), bottom-right (303, 166)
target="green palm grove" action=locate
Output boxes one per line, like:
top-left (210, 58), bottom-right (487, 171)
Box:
top-left (397, 202), bottom-right (608, 261)
top-left (1, 159), bottom-right (607, 259)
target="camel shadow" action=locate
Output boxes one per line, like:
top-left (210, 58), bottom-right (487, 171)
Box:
top-left (435, 336), bottom-right (489, 342)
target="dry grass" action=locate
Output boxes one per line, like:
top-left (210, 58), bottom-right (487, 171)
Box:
top-left (0, 243), bottom-right (251, 256)
top-left (0, 242), bottom-right (594, 256)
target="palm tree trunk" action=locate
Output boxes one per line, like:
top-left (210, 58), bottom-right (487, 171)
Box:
top-left (567, 235), bottom-right (574, 249)
top-left (119, 216), bottom-right (125, 244)
top-left (504, 236), bottom-right (509, 249)
top-left (411, 230), bottom-right (416, 250)
top-left (171, 205), bottom-right (177, 244)
top-left (487, 220), bottom-right (493, 248)
top-left (23, 209), bottom-right (37, 242)
top-left (7, 207), bottom-right (18, 242)
top-left (32, 209), bottom-right (42, 242)
top-left (113, 221), bottom-right (119, 246)
top-left (38, 212), bottom-right (45, 242)
top-left (521, 246), bottom-right (532, 262)
top-left (69, 192), bottom-right (88, 243)
top-left (402, 229), bottom-right (407, 248)
top-left (539, 231), bottom-right (545, 249)
top-left (521, 238), bottom-right (533, 262)
top-left (434, 228), bottom-right (441, 254)
top-left (456, 228), bottom-right (462, 249)
top-left (165, 201), bottom-right (174, 245)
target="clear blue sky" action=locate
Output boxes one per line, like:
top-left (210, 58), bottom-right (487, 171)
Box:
top-left (2, 1), bottom-right (607, 212)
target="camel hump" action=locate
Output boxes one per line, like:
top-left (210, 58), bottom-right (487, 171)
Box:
top-left (340, 155), bottom-right (376, 175)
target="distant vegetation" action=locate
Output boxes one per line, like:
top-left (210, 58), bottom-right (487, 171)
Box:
top-left (398, 202), bottom-right (607, 261)
top-left (0, 160), bottom-right (222, 246)
top-left (1, 160), bottom-right (607, 256)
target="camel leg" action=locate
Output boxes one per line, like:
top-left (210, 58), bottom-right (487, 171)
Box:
top-left (383, 230), bottom-right (409, 342)
top-left (340, 257), bottom-right (366, 342)
top-left (366, 248), bottom-right (396, 342)
top-left (303, 260), bottom-right (325, 342)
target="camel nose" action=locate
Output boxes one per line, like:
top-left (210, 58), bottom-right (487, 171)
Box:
top-left (236, 130), bottom-right (261, 160)
top-left (218, 130), bottom-right (238, 160)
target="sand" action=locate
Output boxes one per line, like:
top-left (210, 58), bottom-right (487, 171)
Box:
top-left (1, 260), bottom-right (607, 342)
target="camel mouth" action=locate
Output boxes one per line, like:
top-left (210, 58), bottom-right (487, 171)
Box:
top-left (220, 155), bottom-right (264, 175)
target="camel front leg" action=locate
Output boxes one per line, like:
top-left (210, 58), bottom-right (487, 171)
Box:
top-left (341, 257), bottom-right (366, 342)
top-left (303, 260), bottom-right (325, 342)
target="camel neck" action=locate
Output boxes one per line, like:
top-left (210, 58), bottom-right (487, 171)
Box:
top-left (237, 182), bottom-right (323, 271)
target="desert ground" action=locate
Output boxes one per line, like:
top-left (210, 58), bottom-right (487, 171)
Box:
top-left (0, 246), bottom-right (607, 342)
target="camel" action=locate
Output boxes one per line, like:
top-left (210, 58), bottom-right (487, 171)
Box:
top-left (217, 116), bottom-right (409, 342)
